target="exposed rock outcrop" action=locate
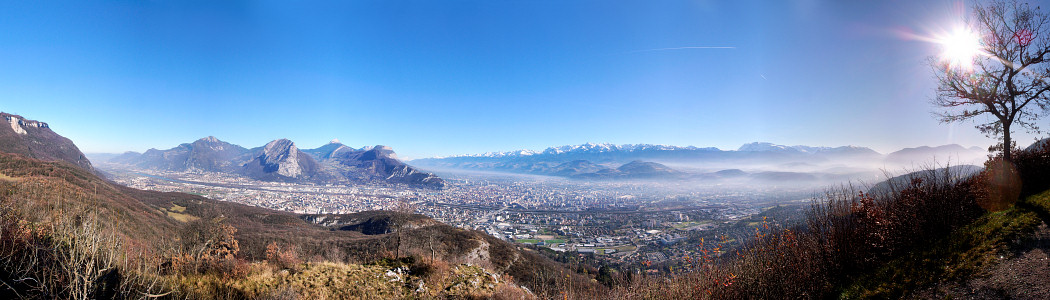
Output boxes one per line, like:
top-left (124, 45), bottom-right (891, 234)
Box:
top-left (0, 112), bottom-right (92, 171)
top-left (242, 139), bottom-right (323, 180)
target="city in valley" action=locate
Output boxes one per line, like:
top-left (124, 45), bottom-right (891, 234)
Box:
top-left (96, 162), bottom-right (819, 271)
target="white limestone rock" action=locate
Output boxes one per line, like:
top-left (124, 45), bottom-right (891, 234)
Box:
top-left (8, 116), bottom-right (26, 135)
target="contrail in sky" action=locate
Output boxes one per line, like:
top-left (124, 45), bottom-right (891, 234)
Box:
top-left (626, 46), bottom-right (736, 53)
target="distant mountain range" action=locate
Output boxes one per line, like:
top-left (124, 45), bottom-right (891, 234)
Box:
top-left (411, 142), bottom-right (989, 181)
top-left (105, 137), bottom-right (445, 188)
top-left (435, 142), bottom-right (882, 159)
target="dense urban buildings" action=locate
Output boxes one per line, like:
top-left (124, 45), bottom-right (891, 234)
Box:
top-left (100, 164), bottom-right (820, 267)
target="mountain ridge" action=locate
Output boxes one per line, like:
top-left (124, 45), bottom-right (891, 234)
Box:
top-left (424, 142), bottom-right (995, 160)
top-left (0, 112), bottom-right (94, 171)
top-left (412, 142), bottom-right (987, 179)
top-left (106, 137), bottom-right (445, 188)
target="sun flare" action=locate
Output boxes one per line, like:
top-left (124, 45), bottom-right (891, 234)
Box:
top-left (938, 27), bottom-right (982, 70)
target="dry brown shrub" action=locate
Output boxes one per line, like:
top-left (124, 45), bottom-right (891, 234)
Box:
top-left (264, 241), bottom-right (301, 271)
top-left (493, 282), bottom-right (535, 300)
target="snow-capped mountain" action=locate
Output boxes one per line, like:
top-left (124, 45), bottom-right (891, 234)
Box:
top-left (737, 142), bottom-right (878, 155)
top-left (411, 141), bottom-right (983, 180)
top-left (737, 142), bottom-right (802, 152)
top-left (539, 143), bottom-right (717, 155)
top-left (443, 143), bottom-right (720, 159)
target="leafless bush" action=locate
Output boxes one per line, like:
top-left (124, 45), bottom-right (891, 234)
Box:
top-left (173, 214), bottom-right (242, 277)
top-left (0, 178), bottom-right (172, 299)
top-left (265, 241), bottom-right (301, 271)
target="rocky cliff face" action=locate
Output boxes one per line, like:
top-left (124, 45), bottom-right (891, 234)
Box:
top-left (262, 139), bottom-right (303, 177)
top-left (0, 112), bottom-right (93, 171)
top-left (242, 139), bottom-right (323, 180)
top-left (307, 143), bottom-right (446, 189)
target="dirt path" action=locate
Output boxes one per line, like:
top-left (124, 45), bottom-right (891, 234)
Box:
top-left (911, 222), bottom-right (1050, 299)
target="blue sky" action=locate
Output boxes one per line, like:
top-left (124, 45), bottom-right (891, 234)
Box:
top-left (2, 0), bottom-right (1044, 159)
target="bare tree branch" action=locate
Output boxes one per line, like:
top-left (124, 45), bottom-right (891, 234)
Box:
top-left (932, 0), bottom-right (1050, 161)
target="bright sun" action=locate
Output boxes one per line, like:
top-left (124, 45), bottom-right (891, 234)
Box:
top-left (938, 27), bottom-right (982, 70)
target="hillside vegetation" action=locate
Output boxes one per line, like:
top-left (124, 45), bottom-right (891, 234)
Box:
top-left (0, 152), bottom-right (600, 299)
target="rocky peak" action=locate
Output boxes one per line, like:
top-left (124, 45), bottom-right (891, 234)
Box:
top-left (261, 139), bottom-right (303, 177)
top-left (303, 141), bottom-right (354, 160)
top-left (361, 145), bottom-right (397, 161)
top-left (263, 139), bottom-right (297, 160)
top-left (372, 145), bottom-right (396, 158)
top-left (193, 136), bottom-right (229, 150)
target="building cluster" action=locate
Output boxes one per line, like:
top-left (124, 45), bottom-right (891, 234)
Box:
top-left (105, 166), bottom-right (790, 267)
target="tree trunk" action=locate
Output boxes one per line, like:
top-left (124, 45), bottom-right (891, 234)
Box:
top-left (395, 227), bottom-right (401, 258)
top-left (1004, 125), bottom-right (1013, 162)
top-left (429, 236), bottom-right (436, 264)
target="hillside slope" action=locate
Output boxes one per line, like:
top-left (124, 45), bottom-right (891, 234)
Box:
top-left (0, 151), bottom-right (597, 298)
top-left (0, 112), bottom-right (93, 171)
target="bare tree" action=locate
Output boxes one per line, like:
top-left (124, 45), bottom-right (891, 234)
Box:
top-left (391, 198), bottom-right (417, 258)
top-left (933, 0), bottom-right (1050, 162)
